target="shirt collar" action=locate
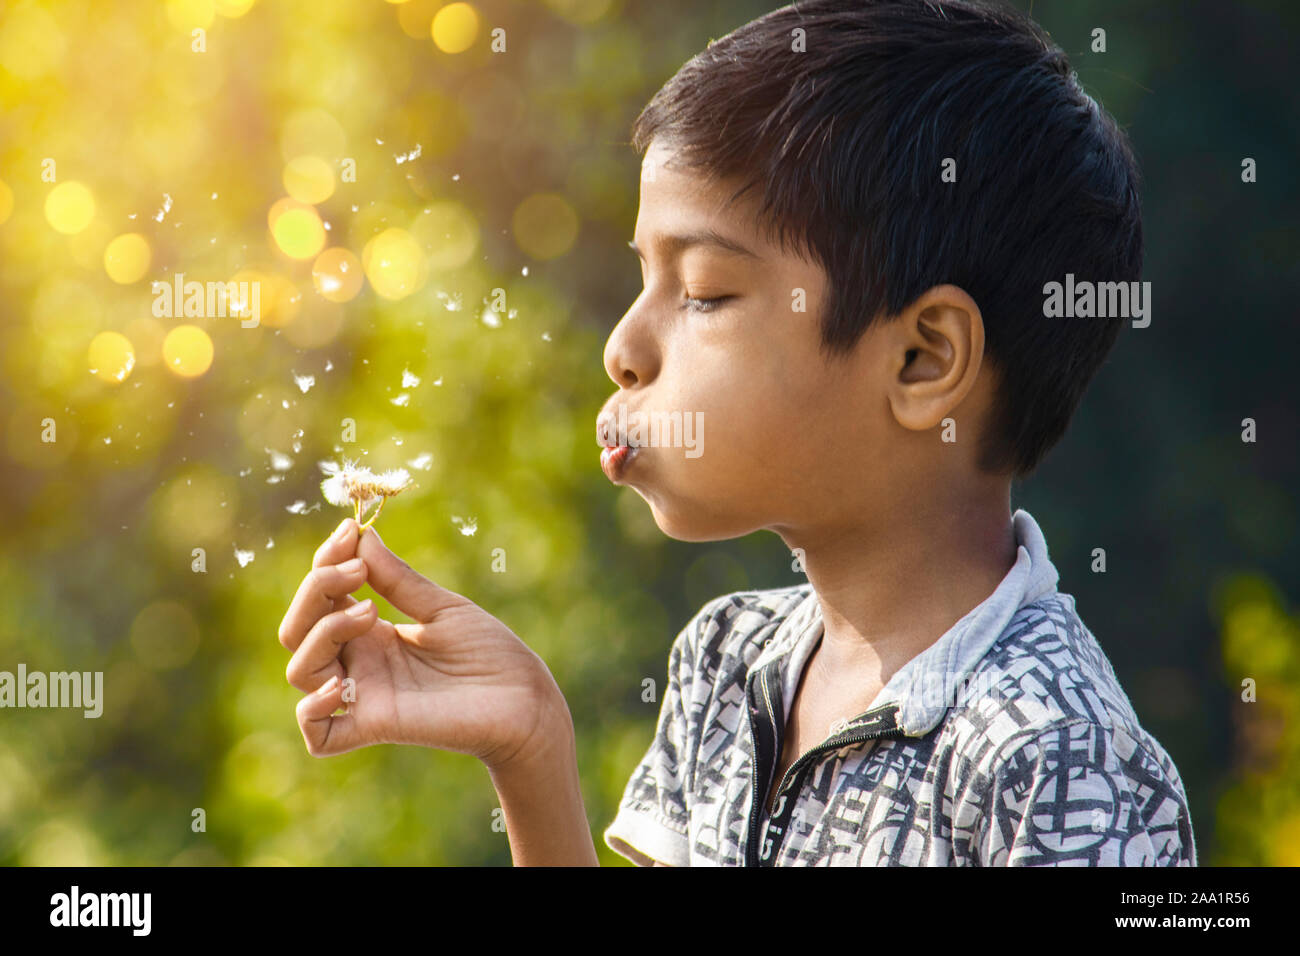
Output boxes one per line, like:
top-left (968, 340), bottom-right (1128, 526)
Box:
top-left (749, 509), bottom-right (1060, 737)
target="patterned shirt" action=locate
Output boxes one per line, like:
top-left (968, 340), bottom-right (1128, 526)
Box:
top-left (603, 509), bottom-right (1196, 866)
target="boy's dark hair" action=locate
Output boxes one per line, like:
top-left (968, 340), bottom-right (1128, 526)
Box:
top-left (630, 0), bottom-right (1142, 479)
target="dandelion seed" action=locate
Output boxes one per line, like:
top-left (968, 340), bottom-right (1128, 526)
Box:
top-left (402, 368), bottom-right (420, 388)
top-left (239, 467), bottom-right (252, 477)
top-left (395, 144), bottom-right (422, 164)
top-left (451, 516), bottom-right (478, 536)
top-left (481, 307), bottom-right (501, 328)
top-left (521, 266), bottom-right (529, 276)
top-left (408, 452), bottom-right (433, 470)
top-left (266, 448), bottom-right (292, 471)
top-left (234, 547), bottom-right (255, 567)
top-left (293, 372), bottom-right (316, 393)
top-left (433, 376), bottom-right (443, 386)
top-left (320, 457), bottom-right (413, 529)
top-left (391, 393), bottom-right (410, 407)
top-left (155, 193), bottom-right (172, 223)
top-left (542, 331), bottom-right (552, 341)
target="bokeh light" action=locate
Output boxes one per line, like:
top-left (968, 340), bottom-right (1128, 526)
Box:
top-left (312, 248), bottom-right (365, 302)
top-left (432, 2), bottom-right (478, 53)
top-left (162, 324), bottom-right (214, 377)
top-left (44, 181), bottom-right (96, 235)
top-left (271, 205), bottom-right (327, 259)
top-left (165, 0), bottom-right (216, 31)
top-left (103, 232), bottom-right (152, 284)
top-left (282, 155), bottom-right (335, 204)
top-left (363, 228), bottom-right (424, 300)
top-left (512, 192), bottom-right (579, 260)
top-left (412, 200), bottom-right (479, 271)
top-left (86, 331), bottom-right (135, 384)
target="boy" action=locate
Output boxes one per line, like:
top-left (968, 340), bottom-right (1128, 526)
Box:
top-left (278, 0), bottom-right (1195, 865)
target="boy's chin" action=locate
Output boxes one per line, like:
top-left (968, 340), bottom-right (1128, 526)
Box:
top-left (638, 490), bottom-right (756, 543)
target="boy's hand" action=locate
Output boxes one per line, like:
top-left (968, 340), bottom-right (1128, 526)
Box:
top-left (278, 518), bottom-right (568, 772)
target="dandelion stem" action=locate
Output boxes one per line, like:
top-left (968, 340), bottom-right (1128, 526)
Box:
top-left (358, 495), bottom-right (387, 530)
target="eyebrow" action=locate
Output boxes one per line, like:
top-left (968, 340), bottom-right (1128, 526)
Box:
top-left (627, 228), bottom-right (762, 262)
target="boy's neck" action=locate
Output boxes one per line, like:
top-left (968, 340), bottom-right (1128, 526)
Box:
top-left (792, 486), bottom-right (1017, 691)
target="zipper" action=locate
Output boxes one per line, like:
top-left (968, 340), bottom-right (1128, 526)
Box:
top-left (745, 664), bottom-right (780, 867)
top-left (745, 659), bottom-right (905, 866)
top-left (770, 711), bottom-right (903, 806)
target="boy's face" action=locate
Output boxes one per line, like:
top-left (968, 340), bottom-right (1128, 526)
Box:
top-left (599, 139), bottom-right (906, 543)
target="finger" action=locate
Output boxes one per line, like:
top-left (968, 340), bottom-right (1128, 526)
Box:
top-left (278, 558), bottom-right (368, 651)
top-left (357, 525), bottom-right (463, 623)
top-left (285, 599), bottom-right (377, 691)
top-left (313, 517), bottom-right (361, 570)
top-left (296, 676), bottom-right (360, 757)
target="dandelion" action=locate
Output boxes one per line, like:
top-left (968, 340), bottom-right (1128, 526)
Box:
top-left (320, 456), bottom-right (413, 529)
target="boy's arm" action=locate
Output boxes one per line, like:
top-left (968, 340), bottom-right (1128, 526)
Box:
top-left (486, 686), bottom-right (601, 866)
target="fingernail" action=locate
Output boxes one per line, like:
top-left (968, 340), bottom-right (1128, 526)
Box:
top-left (338, 557), bottom-right (363, 573)
top-left (346, 598), bottom-right (373, 617)
top-left (317, 675), bottom-right (340, 695)
top-left (332, 518), bottom-right (352, 540)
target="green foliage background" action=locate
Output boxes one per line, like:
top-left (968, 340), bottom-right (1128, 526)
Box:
top-left (0, 0), bottom-right (1295, 865)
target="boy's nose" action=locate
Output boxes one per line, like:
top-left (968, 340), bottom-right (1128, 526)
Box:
top-left (603, 304), bottom-right (659, 389)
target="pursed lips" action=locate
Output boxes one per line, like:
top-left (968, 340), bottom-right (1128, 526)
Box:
top-left (597, 401), bottom-right (643, 482)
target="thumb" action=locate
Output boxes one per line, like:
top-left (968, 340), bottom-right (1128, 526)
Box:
top-left (357, 525), bottom-right (462, 623)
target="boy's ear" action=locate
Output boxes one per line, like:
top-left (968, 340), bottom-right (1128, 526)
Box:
top-left (885, 284), bottom-right (985, 432)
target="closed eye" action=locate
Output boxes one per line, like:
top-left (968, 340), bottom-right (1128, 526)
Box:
top-left (682, 295), bottom-right (734, 313)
